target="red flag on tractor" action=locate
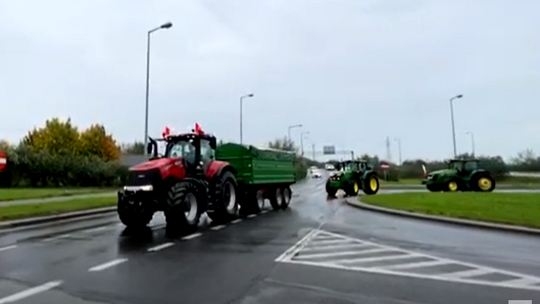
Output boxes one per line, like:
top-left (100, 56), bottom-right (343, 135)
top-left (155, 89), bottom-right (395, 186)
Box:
top-left (194, 123), bottom-right (204, 135)
top-left (162, 126), bottom-right (171, 138)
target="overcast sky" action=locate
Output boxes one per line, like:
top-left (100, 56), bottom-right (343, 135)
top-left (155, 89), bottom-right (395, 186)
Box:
top-left (1, 0), bottom-right (539, 162)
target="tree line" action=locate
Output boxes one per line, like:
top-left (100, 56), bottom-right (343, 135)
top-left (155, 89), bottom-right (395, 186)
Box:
top-left (0, 118), bottom-right (319, 187)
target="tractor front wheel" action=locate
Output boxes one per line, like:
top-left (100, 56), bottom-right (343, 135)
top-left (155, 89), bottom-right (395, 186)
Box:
top-left (164, 181), bottom-right (202, 234)
top-left (362, 175), bottom-right (380, 195)
top-left (117, 195), bottom-right (154, 228)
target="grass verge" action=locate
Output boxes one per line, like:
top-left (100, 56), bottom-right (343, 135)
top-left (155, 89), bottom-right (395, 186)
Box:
top-left (360, 192), bottom-right (540, 229)
top-left (0, 188), bottom-right (117, 201)
top-left (0, 197), bottom-right (116, 221)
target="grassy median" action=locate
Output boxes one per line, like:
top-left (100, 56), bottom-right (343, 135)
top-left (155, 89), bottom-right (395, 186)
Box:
top-left (0, 188), bottom-right (117, 201)
top-left (360, 192), bottom-right (540, 229)
top-left (0, 197), bottom-right (117, 221)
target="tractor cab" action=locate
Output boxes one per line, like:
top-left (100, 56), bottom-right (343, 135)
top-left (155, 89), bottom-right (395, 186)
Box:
top-left (446, 159), bottom-right (480, 174)
top-left (145, 124), bottom-right (217, 178)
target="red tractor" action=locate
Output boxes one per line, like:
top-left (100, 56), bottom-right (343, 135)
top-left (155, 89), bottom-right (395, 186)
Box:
top-left (117, 124), bottom-right (239, 232)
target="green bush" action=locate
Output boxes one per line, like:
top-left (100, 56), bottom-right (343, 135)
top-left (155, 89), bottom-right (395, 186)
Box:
top-left (0, 145), bottom-right (128, 188)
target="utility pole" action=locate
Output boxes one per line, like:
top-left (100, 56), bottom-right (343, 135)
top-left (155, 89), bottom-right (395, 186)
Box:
top-left (300, 131), bottom-right (309, 157)
top-left (466, 131), bottom-right (475, 157)
top-left (239, 93), bottom-right (254, 145)
top-left (394, 138), bottom-right (402, 165)
top-left (312, 144), bottom-right (315, 160)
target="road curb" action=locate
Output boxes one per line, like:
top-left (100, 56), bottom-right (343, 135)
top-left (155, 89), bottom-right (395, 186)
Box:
top-left (0, 207), bottom-right (117, 229)
top-left (345, 197), bottom-right (540, 236)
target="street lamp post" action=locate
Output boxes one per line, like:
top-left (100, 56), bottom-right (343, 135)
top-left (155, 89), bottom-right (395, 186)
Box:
top-left (239, 93), bottom-right (254, 145)
top-left (300, 131), bottom-right (309, 156)
top-left (449, 94), bottom-right (463, 158)
top-left (287, 124), bottom-right (302, 143)
top-left (466, 131), bottom-right (475, 157)
top-left (144, 22), bottom-right (173, 156)
top-left (394, 138), bottom-right (402, 165)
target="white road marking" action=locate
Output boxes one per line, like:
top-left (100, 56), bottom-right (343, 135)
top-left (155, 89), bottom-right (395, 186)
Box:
top-left (211, 225), bottom-right (226, 231)
top-left (81, 226), bottom-right (109, 233)
top-left (247, 214), bottom-right (257, 218)
top-left (261, 210), bottom-right (269, 214)
top-left (276, 229), bottom-right (540, 291)
top-left (182, 233), bottom-right (202, 240)
top-left (0, 245), bottom-right (17, 252)
top-left (231, 219), bottom-right (242, 224)
top-left (147, 242), bottom-right (175, 252)
top-left (42, 234), bottom-right (71, 242)
top-left (88, 258), bottom-right (128, 272)
top-left (0, 280), bottom-right (63, 304)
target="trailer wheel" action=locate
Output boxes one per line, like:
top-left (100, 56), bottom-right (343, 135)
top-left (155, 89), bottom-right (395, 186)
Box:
top-left (207, 171), bottom-right (239, 223)
top-left (164, 181), bottom-right (201, 234)
top-left (281, 187), bottom-right (292, 209)
top-left (269, 187), bottom-right (283, 210)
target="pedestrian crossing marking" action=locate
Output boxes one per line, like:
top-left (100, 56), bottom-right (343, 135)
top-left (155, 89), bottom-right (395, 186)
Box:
top-left (276, 229), bottom-right (540, 291)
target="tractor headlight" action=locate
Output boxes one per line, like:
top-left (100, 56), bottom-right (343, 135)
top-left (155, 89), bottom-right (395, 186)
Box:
top-left (124, 185), bottom-right (153, 192)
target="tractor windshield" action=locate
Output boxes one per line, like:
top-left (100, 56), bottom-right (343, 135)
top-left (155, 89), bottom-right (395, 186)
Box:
top-left (449, 161), bottom-right (464, 170)
top-left (342, 162), bottom-right (357, 171)
top-left (165, 139), bottom-right (197, 164)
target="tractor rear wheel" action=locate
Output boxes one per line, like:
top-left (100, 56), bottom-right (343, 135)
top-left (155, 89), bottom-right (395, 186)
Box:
top-left (164, 181), bottom-right (201, 234)
top-left (473, 174), bottom-right (496, 192)
top-left (207, 171), bottom-right (239, 223)
top-left (362, 174), bottom-right (380, 195)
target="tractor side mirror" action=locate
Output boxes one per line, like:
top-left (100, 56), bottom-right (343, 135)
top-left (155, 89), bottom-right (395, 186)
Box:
top-left (209, 137), bottom-right (217, 149)
top-left (146, 143), bottom-right (153, 155)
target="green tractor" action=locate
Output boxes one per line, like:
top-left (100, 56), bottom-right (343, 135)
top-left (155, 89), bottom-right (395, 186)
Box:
top-left (422, 159), bottom-right (496, 192)
top-left (325, 160), bottom-right (380, 197)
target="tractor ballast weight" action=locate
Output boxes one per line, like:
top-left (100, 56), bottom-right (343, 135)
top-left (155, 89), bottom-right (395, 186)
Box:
top-left (325, 160), bottom-right (380, 197)
top-left (421, 159), bottom-right (496, 192)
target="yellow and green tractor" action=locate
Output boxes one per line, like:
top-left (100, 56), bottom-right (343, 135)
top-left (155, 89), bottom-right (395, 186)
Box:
top-left (325, 160), bottom-right (380, 197)
top-left (422, 159), bottom-right (496, 192)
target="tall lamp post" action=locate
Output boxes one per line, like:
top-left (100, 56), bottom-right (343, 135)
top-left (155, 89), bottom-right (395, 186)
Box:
top-left (449, 94), bottom-right (463, 158)
top-left (466, 131), bottom-right (475, 157)
top-left (239, 93), bottom-right (254, 145)
top-left (288, 124), bottom-right (302, 142)
top-left (144, 22), bottom-right (173, 155)
top-left (300, 131), bottom-right (310, 156)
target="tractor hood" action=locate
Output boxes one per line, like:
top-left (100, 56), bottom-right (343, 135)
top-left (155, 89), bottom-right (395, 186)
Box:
top-left (130, 157), bottom-right (181, 172)
top-left (428, 169), bottom-right (456, 176)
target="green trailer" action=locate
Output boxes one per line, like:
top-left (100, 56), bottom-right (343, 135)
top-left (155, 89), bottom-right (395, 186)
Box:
top-left (216, 143), bottom-right (296, 212)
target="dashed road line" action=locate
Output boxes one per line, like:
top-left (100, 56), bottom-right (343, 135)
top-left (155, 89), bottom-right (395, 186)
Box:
top-left (247, 214), bottom-right (257, 218)
top-left (147, 242), bottom-right (175, 252)
top-left (231, 219), bottom-right (242, 224)
top-left (42, 233), bottom-right (71, 242)
top-left (181, 233), bottom-right (202, 240)
top-left (276, 229), bottom-right (540, 291)
top-left (88, 258), bottom-right (128, 272)
top-left (211, 225), bottom-right (226, 230)
top-left (0, 245), bottom-right (16, 253)
top-left (0, 280), bottom-right (63, 304)
top-left (261, 210), bottom-right (269, 214)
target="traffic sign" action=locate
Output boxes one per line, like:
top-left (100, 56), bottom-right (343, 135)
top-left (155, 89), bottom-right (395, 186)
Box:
top-left (323, 146), bottom-right (336, 155)
top-left (0, 152), bottom-right (6, 172)
top-left (380, 163), bottom-right (390, 170)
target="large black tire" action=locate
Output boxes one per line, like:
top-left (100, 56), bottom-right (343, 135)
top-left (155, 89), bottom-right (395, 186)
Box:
top-left (426, 184), bottom-right (440, 192)
top-left (269, 187), bottom-right (283, 210)
top-left (117, 196), bottom-right (154, 228)
top-left (164, 181), bottom-right (202, 234)
top-left (207, 171), bottom-right (239, 223)
top-left (472, 174), bottom-right (496, 192)
top-left (362, 174), bottom-right (380, 195)
top-left (346, 180), bottom-right (360, 196)
top-left (326, 181), bottom-right (337, 197)
top-left (281, 186), bottom-right (292, 209)
top-left (445, 179), bottom-right (460, 192)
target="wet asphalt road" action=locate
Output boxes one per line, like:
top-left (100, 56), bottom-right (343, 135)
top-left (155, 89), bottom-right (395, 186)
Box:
top-left (0, 176), bottom-right (539, 303)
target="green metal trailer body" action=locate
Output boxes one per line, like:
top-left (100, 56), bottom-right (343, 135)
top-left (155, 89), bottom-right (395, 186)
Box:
top-left (215, 143), bottom-right (296, 186)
